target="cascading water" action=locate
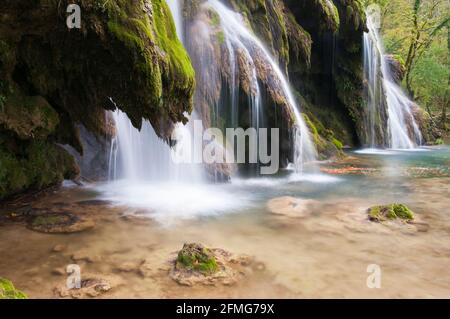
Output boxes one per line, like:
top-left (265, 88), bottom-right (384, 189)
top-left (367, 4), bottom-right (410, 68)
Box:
top-left (108, 110), bottom-right (203, 183)
top-left (98, 0), bottom-right (332, 222)
top-left (204, 0), bottom-right (317, 172)
top-left (363, 12), bottom-right (423, 149)
top-left (108, 1), bottom-right (203, 183)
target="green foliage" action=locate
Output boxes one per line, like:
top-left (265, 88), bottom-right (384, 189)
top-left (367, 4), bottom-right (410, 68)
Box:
top-left (378, 0), bottom-right (449, 125)
top-left (411, 41), bottom-right (449, 110)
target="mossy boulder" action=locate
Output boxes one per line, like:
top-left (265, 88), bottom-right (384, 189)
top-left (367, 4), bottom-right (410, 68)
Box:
top-left (0, 278), bottom-right (27, 299)
top-left (176, 243), bottom-right (219, 275)
top-left (170, 243), bottom-right (263, 286)
top-left (368, 204), bottom-right (415, 222)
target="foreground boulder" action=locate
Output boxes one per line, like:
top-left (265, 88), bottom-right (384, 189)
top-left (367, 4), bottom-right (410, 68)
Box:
top-left (0, 277), bottom-right (27, 299)
top-left (170, 243), bottom-right (264, 287)
top-left (176, 243), bottom-right (219, 275)
top-left (368, 204), bottom-right (415, 222)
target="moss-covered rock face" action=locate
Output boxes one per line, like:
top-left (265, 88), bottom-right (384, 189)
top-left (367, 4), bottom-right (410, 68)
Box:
top-left (283, 0), bottom-right (366, 148)
top-left (176, 243), bottom-right (219, 274)
top-left (183, 0), bottom-right (365, 159)
top-left (0, 140), bottom-right (79, 199)
top-left (303, 113), bottom-right (344, 159)
top-left (368, 204), bottom-right (415, 222)
top-left (284, 0), bottom-right (340, 34)
top-left (0, 0), bottom-right (195, 199)
top-left (227, 0), bottom-right (312, 71)
top-left (0, 278), bottom-right (27, 299)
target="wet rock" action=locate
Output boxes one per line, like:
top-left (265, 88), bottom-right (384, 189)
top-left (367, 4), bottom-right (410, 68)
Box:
top-left (71, 251), bottom-right (101, 264)
top-left (169, 243), bottom-right (265, 287)
top-left (138, 260), bottom-right (155, 278)
top-left (320, 166), bottom-right (379, 176)
top-left (54, 274), bottom-right (121, 299)
top-left (76, 200), bottom-right (112, 207)
top-left (51, 268), bottom-right (66, 276)
top-left (176, 243), bottom-right (219, 275)
top-left (0, 277), bottom-right (27, 299)
top-left (384, 54), bottom-right (405, 84)
top-left (119, 210), bottom-right (153, 225)
top-left (27, 213), bottom-right (95, 234)
top-left (267, 197), bottom-right (320, 218)
top-left (52, 244), bottom-right (66, 253)
top-left (368, 204), bottom-right (415, 222)
top-left (114, 262), bottom-right (139, 273)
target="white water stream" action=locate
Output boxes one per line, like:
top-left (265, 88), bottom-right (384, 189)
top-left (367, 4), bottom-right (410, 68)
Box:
top-left (363, 12), bottom-right (423, 149)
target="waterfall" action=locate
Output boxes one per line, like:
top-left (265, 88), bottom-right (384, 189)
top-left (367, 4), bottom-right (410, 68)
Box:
top-left (108, 1), bottom-right (204, 183)
top-left (203, 0), bottom-right (317, 172)
top-left (108, 110), bottom-right (203, 183)
top-left (109, 0), bottom-right (317, 183)
top-left (363, 12), bottom-right (423, 149)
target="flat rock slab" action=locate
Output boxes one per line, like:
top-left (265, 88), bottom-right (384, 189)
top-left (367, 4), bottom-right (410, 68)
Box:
top-left (267, 196), bottom-right (320, 218)
top-left (27, 212), bottom-right (95, 234)
top-left (54, 274), bottom-right (123, 298)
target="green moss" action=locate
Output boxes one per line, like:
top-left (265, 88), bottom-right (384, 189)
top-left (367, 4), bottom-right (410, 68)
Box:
top-left (368, 204), bottom-right (415, 222)
top-left (303, 113), bottom-right (325, 149)
top-left (284, 11), bottom-right (312, 67)
top-left (331, 137), bottom-right (344, 149)
top-left (176, 243), bottom-right (219, 275)
top-left (229, 0), bottom-right (291, 65)
top-left (0, 278), bottom-right (27, 299)
top-left (106, 0), bottom-right (195, 119)
top-left (307, 0), bottom-right (340, 33)
top-left (210, 11), bottom-right (221, 27)
top-left (216, 31), bottom-right (225, 45)
top-left (340, 0), bottom-right (366, 31)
